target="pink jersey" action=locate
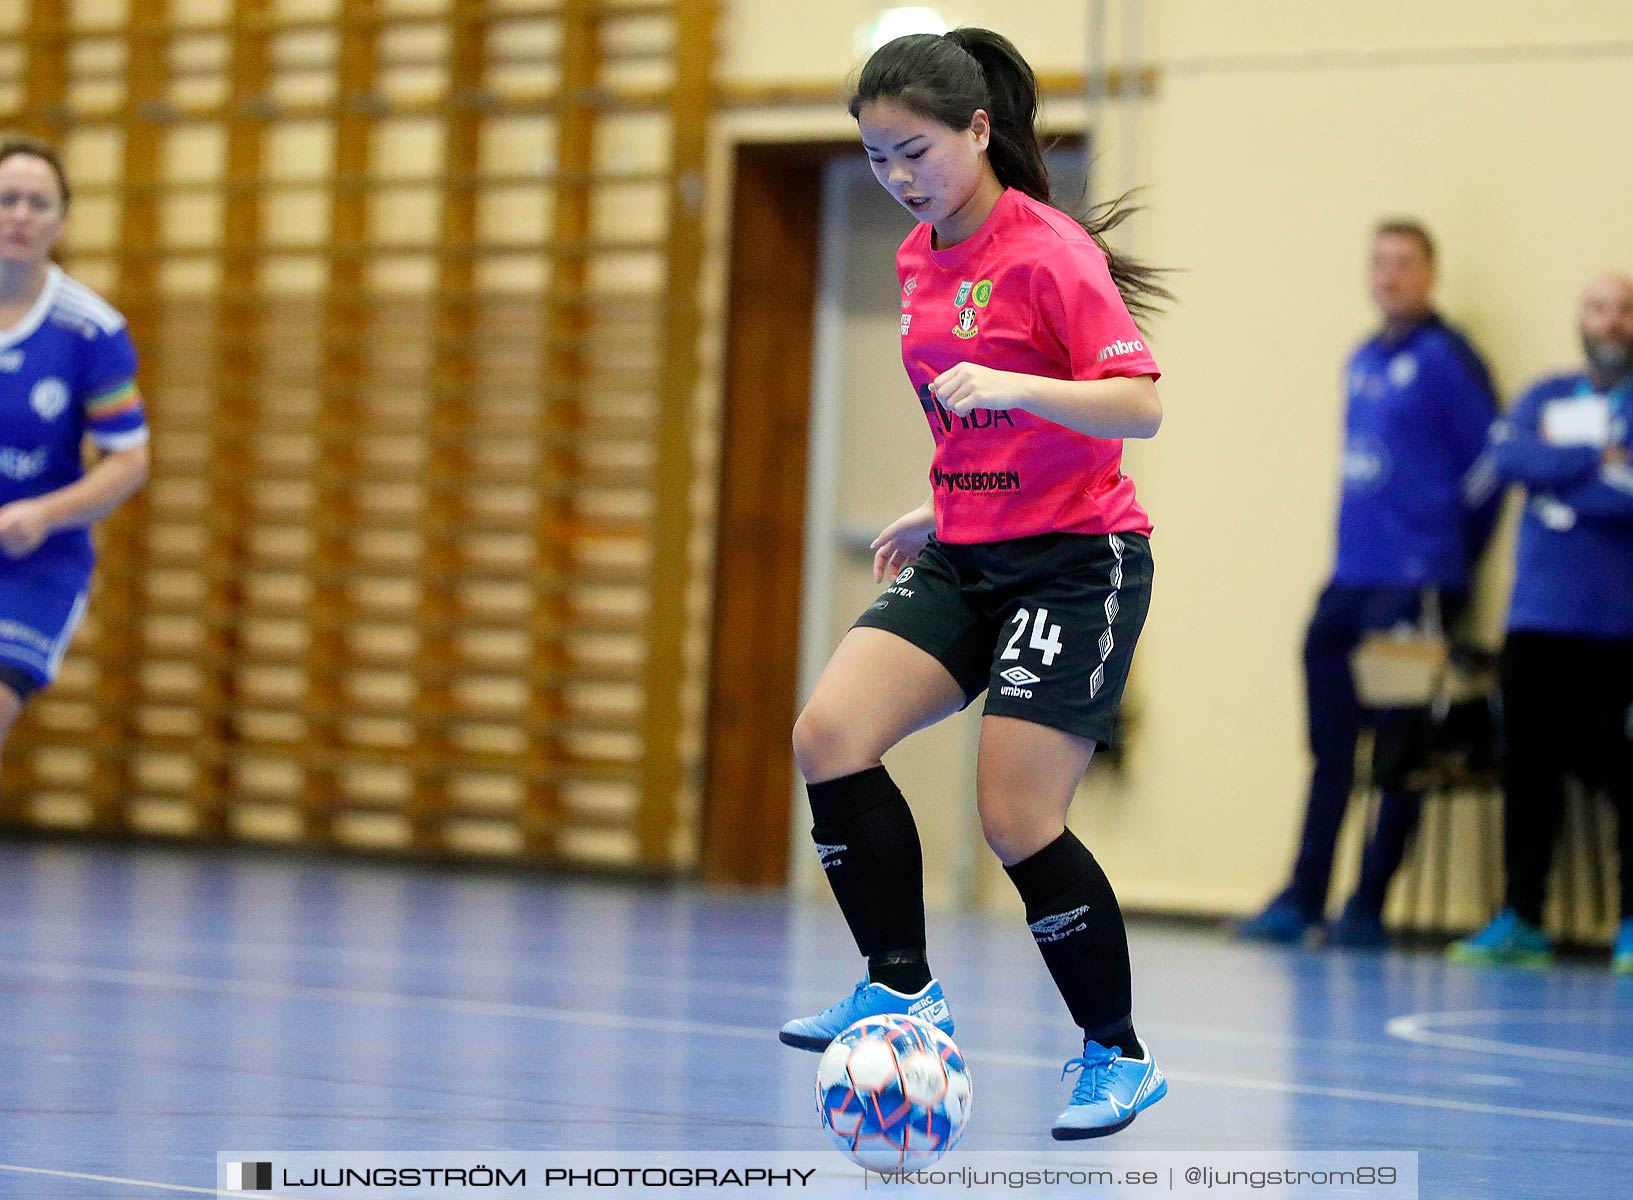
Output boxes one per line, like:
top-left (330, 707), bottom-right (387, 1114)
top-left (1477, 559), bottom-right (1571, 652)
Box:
top-left (897, 187), bottom-right (1160, 543)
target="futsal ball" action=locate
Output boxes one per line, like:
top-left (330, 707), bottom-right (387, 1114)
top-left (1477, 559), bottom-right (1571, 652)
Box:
top-left (815, 1014), bottom-right (971, 1171)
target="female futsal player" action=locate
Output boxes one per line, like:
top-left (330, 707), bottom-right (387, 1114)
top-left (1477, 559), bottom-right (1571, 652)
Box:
top-left (0, 139), bottom-right (150, 764)
top-left (777, 30), bottom-right (1171, 1139)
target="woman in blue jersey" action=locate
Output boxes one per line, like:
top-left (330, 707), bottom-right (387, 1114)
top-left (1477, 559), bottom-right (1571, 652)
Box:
top-left (0, 138), bottom-right (150, 763)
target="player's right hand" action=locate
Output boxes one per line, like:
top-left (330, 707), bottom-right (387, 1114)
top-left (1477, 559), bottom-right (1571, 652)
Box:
top-left (0, 499), bottom-right (52, 558)
top-left (870, 503), bottom-right (935, 583)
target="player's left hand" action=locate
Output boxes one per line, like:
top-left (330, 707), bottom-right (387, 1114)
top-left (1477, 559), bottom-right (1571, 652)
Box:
top-left (931, 363), bottom-right (1027, 416)
top-left (0, 500), bottom-right (54, 558)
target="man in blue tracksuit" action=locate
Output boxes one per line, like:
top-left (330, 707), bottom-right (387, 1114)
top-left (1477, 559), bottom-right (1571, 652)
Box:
top-left (1451, 272), bottom-right (1633, 973)
top-left (1240, 220), bottom-right (1501, 946)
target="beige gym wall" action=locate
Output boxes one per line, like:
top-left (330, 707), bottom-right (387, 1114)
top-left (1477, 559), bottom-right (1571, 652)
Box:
top-left (720, 1), bottom-right (1633, 929)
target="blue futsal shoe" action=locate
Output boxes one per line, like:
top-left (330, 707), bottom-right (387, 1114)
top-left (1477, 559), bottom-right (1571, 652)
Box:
top-left (778, 977), bottom-right (953, 1051)
top-left (1447, 909), bottom-right (1553, 968)
top-left (1613, 917), bottom-right (1633, 976)
top-left (1051, 1039), bottom-right (1167, 1140)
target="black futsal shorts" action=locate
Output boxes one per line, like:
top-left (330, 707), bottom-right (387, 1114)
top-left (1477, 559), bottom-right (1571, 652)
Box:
top-left (852, 530), bottom-right (1153, 747)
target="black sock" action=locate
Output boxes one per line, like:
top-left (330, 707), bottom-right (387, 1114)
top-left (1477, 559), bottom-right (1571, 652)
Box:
top-left (1005, 829), bottom-right (1143, 1060)
top-left (807, 766), bottom-right (928, 970)
top-left (867, 949), bottom-right (931, 995)
top-left (1085, 1017), bottom-right (1142, 1060)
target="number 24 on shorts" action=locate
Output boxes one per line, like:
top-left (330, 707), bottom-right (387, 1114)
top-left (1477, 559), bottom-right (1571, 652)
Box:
top-left (1002, 608), bottom-right (1064, 666)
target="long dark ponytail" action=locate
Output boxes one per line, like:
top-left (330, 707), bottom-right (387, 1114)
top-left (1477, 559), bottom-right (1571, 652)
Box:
top-left (849, 28), bottom-right (1170, 323)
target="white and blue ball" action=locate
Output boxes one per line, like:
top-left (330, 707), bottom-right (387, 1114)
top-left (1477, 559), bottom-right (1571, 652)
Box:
top-left (815, 1014), bottom-right (971, 1171)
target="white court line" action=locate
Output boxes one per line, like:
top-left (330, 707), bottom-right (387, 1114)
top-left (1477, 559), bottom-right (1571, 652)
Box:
top-left (0, 929), bottom-right (1386, 1055)
top-left (1387, 1009), bottom-right (1633, 1071)
top-left (0, 1161), bottom-right (294, 1198)
top-left (0, 959), bottom-right (768, 1042)
top-left (4, 958), bottom-right (1631, 1131)
top-left (0, 926), bottom-right (810, 1004)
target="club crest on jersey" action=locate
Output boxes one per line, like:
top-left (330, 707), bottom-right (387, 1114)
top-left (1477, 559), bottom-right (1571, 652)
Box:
top-left (30, 377), bottom-right (69, 422)
top-left (971, 279), bottom-right (993, 307)
top-left (952, 307), bottom-right (979, 339)
top-left (954, 280), bottom-right (973, 307)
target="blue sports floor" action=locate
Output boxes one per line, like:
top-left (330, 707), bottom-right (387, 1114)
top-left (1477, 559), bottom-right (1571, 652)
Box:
top-left (0, 842), bottom-right (1627, 1198)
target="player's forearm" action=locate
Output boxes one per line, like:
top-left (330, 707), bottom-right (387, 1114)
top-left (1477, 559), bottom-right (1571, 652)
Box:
top-left (37, 444), bottom-right (150, 530)
top-left (1014, 374), bottom-right (1162, 439)
top-left (1556, 462), bottom-right (1633, 521)
top-left (1484, 425), bottom-right (1600, 489)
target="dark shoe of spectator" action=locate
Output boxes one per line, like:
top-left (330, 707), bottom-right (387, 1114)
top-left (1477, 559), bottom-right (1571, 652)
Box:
top-left (1235, 894), bottom-right (1318, 944)
top-left (1325, 897), bottom-right (1389, 949)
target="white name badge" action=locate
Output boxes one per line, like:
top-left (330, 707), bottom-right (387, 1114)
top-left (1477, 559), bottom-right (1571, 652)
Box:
top-left (1540, 394), bottom-right (1612, 447)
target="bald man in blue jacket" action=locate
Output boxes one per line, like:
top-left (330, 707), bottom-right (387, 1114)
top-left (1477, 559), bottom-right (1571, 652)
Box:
top-left (1452, 272), bottom-right (1633, 973)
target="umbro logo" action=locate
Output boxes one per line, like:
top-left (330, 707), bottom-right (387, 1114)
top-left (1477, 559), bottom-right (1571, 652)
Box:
top-left (1095, 338), bottom-right (1145, 363)
top-left (999, 666), bottom-right (1040, 687)
top-left (1029, 905), bottom-right (1091, 943)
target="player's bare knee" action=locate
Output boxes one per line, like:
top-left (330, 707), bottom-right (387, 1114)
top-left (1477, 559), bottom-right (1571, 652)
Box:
top-left (966, 796), bottom-right (1018, 862)
top-left (981, 822), bottom-right (1040, 865)
top-left (792, 704), bottom-right (862, 784)
top-left (976, 795), bottom-right (1046, 864)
